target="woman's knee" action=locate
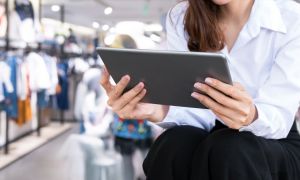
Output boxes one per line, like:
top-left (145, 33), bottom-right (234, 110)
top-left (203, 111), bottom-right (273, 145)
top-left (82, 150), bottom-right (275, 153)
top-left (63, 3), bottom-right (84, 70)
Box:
top-left (190, 128), bottom-right (266, 179)
top-left (151, 126), bottom-right (208, 152)
top-left (202, 128), bottom-right (259, 159)
top-left (143, 126), bottom-right (208, 179)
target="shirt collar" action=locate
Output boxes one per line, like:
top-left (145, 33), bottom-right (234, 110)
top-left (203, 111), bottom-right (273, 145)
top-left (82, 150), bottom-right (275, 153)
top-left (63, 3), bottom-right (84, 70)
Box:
top-left (248, 0), bottom-right (287, 37)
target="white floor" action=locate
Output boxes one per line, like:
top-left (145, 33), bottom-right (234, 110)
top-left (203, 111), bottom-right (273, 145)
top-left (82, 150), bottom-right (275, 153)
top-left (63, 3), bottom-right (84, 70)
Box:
top-left (0, 123), bottom-right (78, 180)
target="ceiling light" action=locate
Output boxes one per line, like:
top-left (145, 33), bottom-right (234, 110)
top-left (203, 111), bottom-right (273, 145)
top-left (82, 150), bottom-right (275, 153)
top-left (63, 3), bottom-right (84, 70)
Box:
top-left (109, 27), bottom-right (116, 33)
top-left (51, 5), bottom-right (60, 12)
top-left (104, 34), bottom-right (117, 46)
top-left (102, 25), bottom-right (109, 31)
top-left (144, 24), bottom-right (163, 32)
top-left (115, 21), bottom-right (144, 34)
top-left (104, 7), bottom-right (113, 15)
top-left (150, 34), bottom-right (161, 42)
top-left (93, 22), bottom-right (99, 28)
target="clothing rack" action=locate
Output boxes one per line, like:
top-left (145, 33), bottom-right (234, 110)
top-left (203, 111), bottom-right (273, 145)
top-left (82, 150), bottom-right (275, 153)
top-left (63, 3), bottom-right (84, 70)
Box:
top-left (2, 0), bottom-right (86, 154)
top-left (3, 0), bottom-right (45, 154)
top-left (4, 0), bottom-right (10, 155)
top-left (60, 5), bottom-right (65, 125)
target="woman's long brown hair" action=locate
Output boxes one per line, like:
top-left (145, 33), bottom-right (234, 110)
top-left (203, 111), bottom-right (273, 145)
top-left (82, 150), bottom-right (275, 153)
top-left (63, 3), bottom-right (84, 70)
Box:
top-left (171, 0), bottom-right (225, 52)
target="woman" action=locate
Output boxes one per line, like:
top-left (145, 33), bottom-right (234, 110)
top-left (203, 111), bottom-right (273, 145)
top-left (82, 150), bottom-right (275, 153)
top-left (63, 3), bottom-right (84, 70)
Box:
top-left (100, 0), bottom-right (300, 179)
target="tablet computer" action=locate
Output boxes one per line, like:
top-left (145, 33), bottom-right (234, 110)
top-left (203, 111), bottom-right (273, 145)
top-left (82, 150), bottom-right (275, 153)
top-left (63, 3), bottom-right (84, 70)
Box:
top-left (97, 47), bottom-right (232, 109)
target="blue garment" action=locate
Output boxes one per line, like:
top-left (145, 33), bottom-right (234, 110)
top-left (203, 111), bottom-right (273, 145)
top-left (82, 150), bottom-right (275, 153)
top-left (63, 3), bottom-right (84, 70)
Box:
top-left (57, 63), bottom-right (69, 110)
top-left (4, 56), bottom-right (18, 119)
top-left (113, 114), bottom-right (151, 139)
top-left (80, 121), bottom-right (85, 134)
top-left (15, 1), bottom-right (34, 21)
top-left (37, 89), bottom-right (48, 109)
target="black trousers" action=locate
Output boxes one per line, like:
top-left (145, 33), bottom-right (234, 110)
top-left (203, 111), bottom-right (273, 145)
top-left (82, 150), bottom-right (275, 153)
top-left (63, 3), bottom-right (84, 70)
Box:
top-left (143, 120), bottom-right (300, 180)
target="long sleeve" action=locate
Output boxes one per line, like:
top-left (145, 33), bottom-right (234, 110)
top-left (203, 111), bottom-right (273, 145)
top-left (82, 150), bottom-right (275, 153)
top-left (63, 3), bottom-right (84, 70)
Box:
top-left (239, 25), bottom-right (300, 139)
top-left (27, 52), bottom-right (51, 91)
top-left (0, 62), bottom-right (14, 101)
top-left (1, 63), bottom-right (14, 93)
top-left (155, 3), bottom-right (217, 132)
top-left (46, 57), bottom-right (59, 96)
top-left (16, 59), bottom-right (28, 100)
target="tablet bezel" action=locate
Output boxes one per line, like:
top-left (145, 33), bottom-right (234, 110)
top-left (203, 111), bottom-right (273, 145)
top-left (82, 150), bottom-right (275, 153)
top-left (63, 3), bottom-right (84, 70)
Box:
top-left (97, 47), bottom-right (233, 109)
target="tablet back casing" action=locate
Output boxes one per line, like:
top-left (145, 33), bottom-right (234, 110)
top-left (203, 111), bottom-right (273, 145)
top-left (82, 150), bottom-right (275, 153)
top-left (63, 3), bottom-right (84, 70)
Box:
top-left (97, 47), bottom-right (232, 109)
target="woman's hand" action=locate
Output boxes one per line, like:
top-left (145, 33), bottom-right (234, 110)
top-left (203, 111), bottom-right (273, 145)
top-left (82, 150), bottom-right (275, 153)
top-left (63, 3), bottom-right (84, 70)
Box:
top-left (191, 78), bottom-right (258, 130)
top-left (99, 66), bottom-right (169, 122)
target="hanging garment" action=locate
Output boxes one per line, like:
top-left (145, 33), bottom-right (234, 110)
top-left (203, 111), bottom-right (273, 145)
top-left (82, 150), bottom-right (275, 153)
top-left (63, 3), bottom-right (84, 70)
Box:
top-left (37, 89), bottom-right (48, 109)
top-left (4, 56), bottom-right (18, 119)
top-left (43, 54), bottom-right (59, 96)
top-left (0, 4), bottom-right (7, 37)
top-left (0, 61), bottom-right (14, 102)
top-left (9, 10), bottom-right (35, 43)
top-left (27, 52), bottom-right (51, 92)
top-left (15, 0), bottom-right (34, 20)
top-left (16, 94), bottom-right (31, 126)
top-left (16, 60), bottom-right (31, 126)
top-left (57, 63), bottom-right (69, 110)
top-left (16, 59), bottom-right (28, 100)
top-left (68, 57), bottom-right (89, 73)
top-left (9, 0), bottom-right (44, 43)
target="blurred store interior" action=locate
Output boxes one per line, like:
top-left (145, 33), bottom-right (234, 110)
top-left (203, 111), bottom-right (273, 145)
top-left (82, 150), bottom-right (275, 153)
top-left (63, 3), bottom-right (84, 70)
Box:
top-left (0, 0), bottom-right (179, 180)
top-left (0, 0), bottom-right (300, 180)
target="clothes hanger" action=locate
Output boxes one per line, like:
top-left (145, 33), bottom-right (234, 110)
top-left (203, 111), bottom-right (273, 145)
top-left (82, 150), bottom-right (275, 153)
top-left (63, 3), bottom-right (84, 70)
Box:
top-left (15, 0), bottom-right (30, 6)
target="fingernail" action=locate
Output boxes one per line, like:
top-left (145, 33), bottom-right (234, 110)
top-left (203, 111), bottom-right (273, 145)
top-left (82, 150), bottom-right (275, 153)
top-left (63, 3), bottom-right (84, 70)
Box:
top-left (137, 83), bottom-right (143, 88)
top-left (194, 83), bottom-right (202, 90)
top-left (141, 89), bottom-right (146, 94)
top-left (123, 76), bottom-right (129, 82)
top-left (191, 93), bottom-right (199, 99)
top-left (103, 66), bottom-right (106, 72)
top-left (205, 78), bottom-right (213, 84)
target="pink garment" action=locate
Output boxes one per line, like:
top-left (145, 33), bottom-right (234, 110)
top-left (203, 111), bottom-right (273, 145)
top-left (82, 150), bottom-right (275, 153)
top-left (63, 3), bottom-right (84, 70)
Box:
top-left (0, 4), bottom-right (7, 37)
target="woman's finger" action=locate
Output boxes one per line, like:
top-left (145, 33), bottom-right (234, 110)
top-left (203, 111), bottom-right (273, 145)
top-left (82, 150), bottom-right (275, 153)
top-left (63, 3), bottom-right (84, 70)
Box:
top-left (118, 89), bottom-right (147, 119)
top-left (113, 82), bottom-right (145, 111)
top-left (109, 75), bottom-right (131, 101)
top-left (233, 82), bottom-right (246, 91)
top-left (99, 65), bottom-right (113, 93)
top-left (194, 82), bottom-right (239, 109)
top-left (191, 92), bottom-right (239, 121)
top-left (204, 78), bottom-right (242, 100)
top-left (212, 110), bottom-right (242, 130)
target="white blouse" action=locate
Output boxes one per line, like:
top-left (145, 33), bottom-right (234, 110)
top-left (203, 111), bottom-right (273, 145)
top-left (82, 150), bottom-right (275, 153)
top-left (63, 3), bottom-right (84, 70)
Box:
top-left (0, 61), bottom-right (14, 102)
top-left (156, 0), bottom-right (300, 139)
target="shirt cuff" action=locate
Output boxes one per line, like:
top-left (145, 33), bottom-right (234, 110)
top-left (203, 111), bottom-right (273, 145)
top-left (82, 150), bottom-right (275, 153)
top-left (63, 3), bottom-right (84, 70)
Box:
top-left (155, 106), bottom-right (183, 129)
top-left (239, 104), bottom-right (269, 137)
